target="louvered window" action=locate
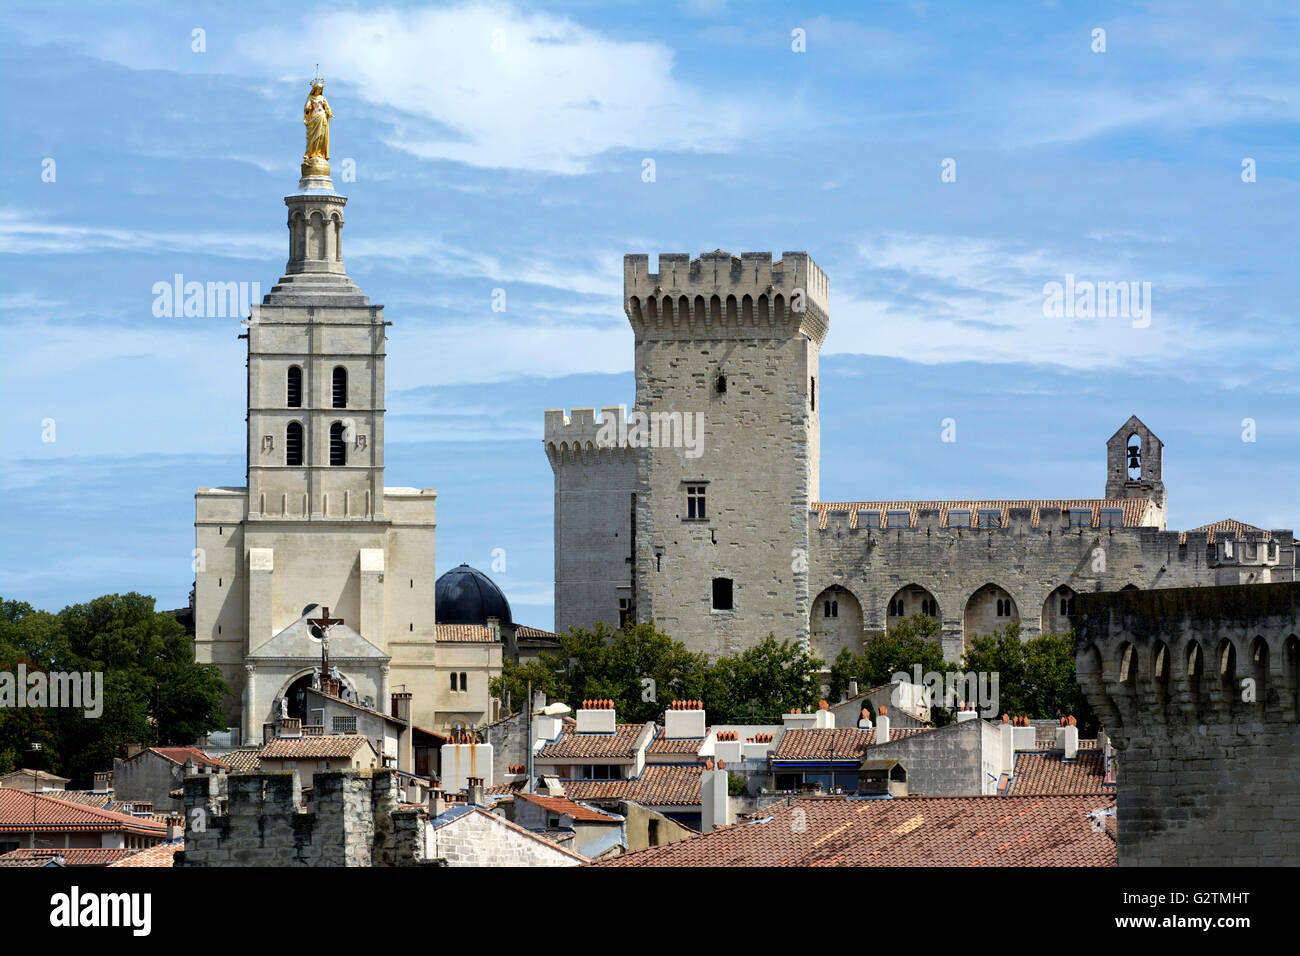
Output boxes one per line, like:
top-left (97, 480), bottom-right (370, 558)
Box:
top-left (286, 422), bottom-right (303, 466)
top-left (332, 366), bottom-right (347, 408)
top-left (287, 366), bottom-right (302, 407)
top-left (329, 421), bottom-right (346, 465)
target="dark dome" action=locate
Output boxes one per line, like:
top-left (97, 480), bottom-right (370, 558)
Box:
top-left (435, 564), bottom-right (513, 625)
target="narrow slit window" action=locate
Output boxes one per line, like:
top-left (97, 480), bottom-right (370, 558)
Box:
top-left (330, 421), bottom-right (347, 466)
top-left (287, 366), bottom-right (302, 408)
top-left (286, 421), bottom-right (303, 466)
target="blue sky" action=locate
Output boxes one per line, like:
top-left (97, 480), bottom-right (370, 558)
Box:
top-left (1, 0), bottom-right (1297, 629)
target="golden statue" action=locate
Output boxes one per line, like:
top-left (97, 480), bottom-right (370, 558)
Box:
top-left (302, 78), bottom-right (332, 176)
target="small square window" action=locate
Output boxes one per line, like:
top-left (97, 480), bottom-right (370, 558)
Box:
top-left (712, 577), bottom-right (733, 611)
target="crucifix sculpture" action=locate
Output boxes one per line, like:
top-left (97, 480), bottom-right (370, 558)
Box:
top-left (308, 606), bottom-right (344, 684)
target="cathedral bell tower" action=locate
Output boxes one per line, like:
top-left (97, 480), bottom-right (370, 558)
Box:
top-left (194, 81), bottom-right (438, 742)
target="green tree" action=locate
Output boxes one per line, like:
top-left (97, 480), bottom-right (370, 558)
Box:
top-left (0, 593), bottom-right (228, 786)
top-left (704, 635), bottom-right (823, 722)
top-left (961, 625), bottom-right (1097, 733)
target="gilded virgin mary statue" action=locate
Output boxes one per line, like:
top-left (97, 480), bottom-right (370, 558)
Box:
top-left (302, 78), bottom-right (332, 176)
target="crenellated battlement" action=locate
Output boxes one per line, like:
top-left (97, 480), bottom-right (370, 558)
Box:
top-left (543, 406), bottom-right (638, 467)
top-left (1072, 582), bottom-right (1300, 864)
top-left (623, 250), bottom-right (829, 344)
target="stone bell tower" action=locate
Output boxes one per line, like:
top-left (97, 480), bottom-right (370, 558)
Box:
top-left (195, 83), bottom-right (439, 741)
top-left (1105, 415), bottom-right (1166, 529)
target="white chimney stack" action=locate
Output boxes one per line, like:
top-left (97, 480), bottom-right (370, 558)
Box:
top-left (575, 699), bottom-right (617, 734)
top-left (875, 706), bottom-right (890, 745)
top-left (700, 760), bottom-right (733, 833)
top-left (814, 700), bottom-right (835, 729)
top-left (664, 700), bottom-right (706, 739)
top-left (1056, 717), bottom-right (1079, 761)
top-left (857, 707), bottom-right (872, 730)
top-left (956, 702), bottom-right (978, 723)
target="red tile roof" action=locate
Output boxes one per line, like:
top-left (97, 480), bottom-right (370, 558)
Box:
top-left (435, 624), bottom-right (498, 643)
top-left (0, 847), bottom-right (141, 867)
top-left (126, 747), bottom-right (228, 771)
top-left (514, 626), bottom-right (561, 641)
top-left (260, 736), bottom-right (377, 760)
top-left (514, 792), bottom-right (620, 823)
top-left (646, 731), bottom-right (710, 756)
top-left (1005, 752), bottom-right (1109, 795)
top-left (812, 499), bottom-right (1150, 530)
top-left (535, 723), bottom-right (648, 760)
top-left (1180, 518), bottom-right (1271, 544)
top-left (0, 790), bottom-right (169, 838)
top-left (773, 727), bottom-right (932, 761)
top-left (565, 765), bottom-right (702, 808)
top-left (108, 842), bottom-right (184, 867)
top-left (40, 790), bottom-right (130, 813)
top-left (216, 750), bottom-right (261, 773)
top-left (594, 794), bottom-right (1117, 867)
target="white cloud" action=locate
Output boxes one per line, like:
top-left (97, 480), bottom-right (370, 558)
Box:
top-left (233, 4), bottom-right (750, 174)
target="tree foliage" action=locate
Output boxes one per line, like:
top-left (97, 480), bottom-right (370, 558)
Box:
top-left (0, 593), bottom-right (229, 786)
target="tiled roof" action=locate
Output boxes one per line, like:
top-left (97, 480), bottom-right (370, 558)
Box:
top-left (773, 727), bottom-right (932, 761)
top-left (1005, 752), bottom-right (1109, 795)
top-left (536, 723), bottom-right (647, 760)
top-left (41, 790), bottom-right (129, 812)
top-left (1180, 518), bottom-right (1271, 544)
top-left (0, 790), bottom-right (168, 837)
top-left (812, 499), bottom-right (1150, 530)
top-left (216, 750), bottom-right (262, 773)
top-left (126, 747), bottom-right (228, 771)
top-left (565, 765), bottom-right (702, 808)
top-left (0, 847), bottom-right (140, 867)
top-left (260, 735), bottom-right (376, 760)
top-left (109, 841), bottom-right (184, 867)
top-left (435, 624), bottom-right (498, 643)
top-left (594, 794), bottom-right (1117, 867)
top-left (514, 625), bottom-right (561, 640)
top-left (514, 792), bottom-right (620, 823)
top-left (646, 731), bottom-right (709, 756)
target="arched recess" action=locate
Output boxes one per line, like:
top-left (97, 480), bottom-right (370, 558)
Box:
top-left (274, 668), bottom-right (357, 724)
top-left (963, 583), bottom-right (1020, 645)
top-left (1041, 585), bottom-right (1078, 634)
top-left (809, 585), bottom-right (864, 664)
top-left (886, 584), bottom-right (941, 626)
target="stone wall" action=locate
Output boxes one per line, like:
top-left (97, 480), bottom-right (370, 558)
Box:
top-left (867, 716), bottom-right (1002, 796)
top-left (1074, 582), bottom-right (1300, 866)
top-left (178, 768), bottom-right (434, 867)
top-left (811, 518), bottom-right (1294, 661)
top-left (428, 808), bottom-right (582, 866)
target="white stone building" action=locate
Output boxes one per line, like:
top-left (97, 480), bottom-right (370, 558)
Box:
top-left (194, 155), bottom-right (440, 740)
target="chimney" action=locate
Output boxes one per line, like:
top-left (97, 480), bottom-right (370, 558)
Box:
top-left (466, 777), bottom-right (485, 807)
top-left (814, 699), bottom-right (835, 729)
top-left (166, 821), bottom-right (182, 841)
top-left (486, 615), bottom-right (500, 643)
top-left (575, 698), bottom-right (617, 734)
top-left (848, 679), bottom-right (859, 698)
top-left (781, 708), bottom-right (816, 731)
top-left (391, 692), bottom-right (412, 723)
top-left (430, 787), bottom-right (447, 817)
top-left (955, 701), bottom-right (978, 723)
top-left (700, 759), bottom-right (733, 833)
top-left (875, 706), bottom-right (890, 744)
top-left (664, 699), bottom-right (705, 739)
top-left (92, 771), bottom-right (112, 793)
top-left (1056, 715), bottom-right (1079, 761)
top-left (857, 707), bottom-right (873, 730)
top-left (1000, 714), bottom-right (1015, 774)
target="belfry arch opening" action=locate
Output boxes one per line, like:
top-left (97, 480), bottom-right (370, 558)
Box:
top-left (1041, 585), bottom-right (1078, 634)
top-left (886, 584), bottom-right (940, 626)
top-left (809, 585), bottom-right (863, 664)
top-left (963, 583), bottom-right (1019, 645)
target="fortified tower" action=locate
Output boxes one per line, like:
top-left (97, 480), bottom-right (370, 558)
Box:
top-left (626, 250), bottom-right (830, 656)
top-left (195, 85), bottom-right (438, 740)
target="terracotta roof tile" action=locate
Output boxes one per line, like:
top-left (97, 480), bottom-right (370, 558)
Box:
top-left (127, 746), bottom-right (228, 770)
top-left (0, 790), bottom-right (168, 837)
top-left (565, 764), bottom-right (702, 808)
top-left (435, 624), bottom-right (498, 643)
top-left (514, 626), bottom-right (561, 641)
top-left (773, 727), bottom-right (931, 761)
top-left (108, 842), bottom-right (184, 867)
top-left (0, 847), bottom-right (142, 867)
top-left (536, 723), bottom-right (647, 760)
top-left (594, 794), bottom-right (1117, 867)
top-left (216, 749), bottom-right (262, 773)
top-left (646, 730), bottom-right (710, 755)
top-left (514, 792), bottom-right (620, 823)
top-left (812, 499), bottom-right (1149, 530)
top-left (1005, 751), bottom-right (1110, 795)
top-left (40, 790), bottom-right (130, 813)
top-left (1181, 518), bottom-right (1271, 545)
top-left (260, 736), bottom-right (376, 760)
